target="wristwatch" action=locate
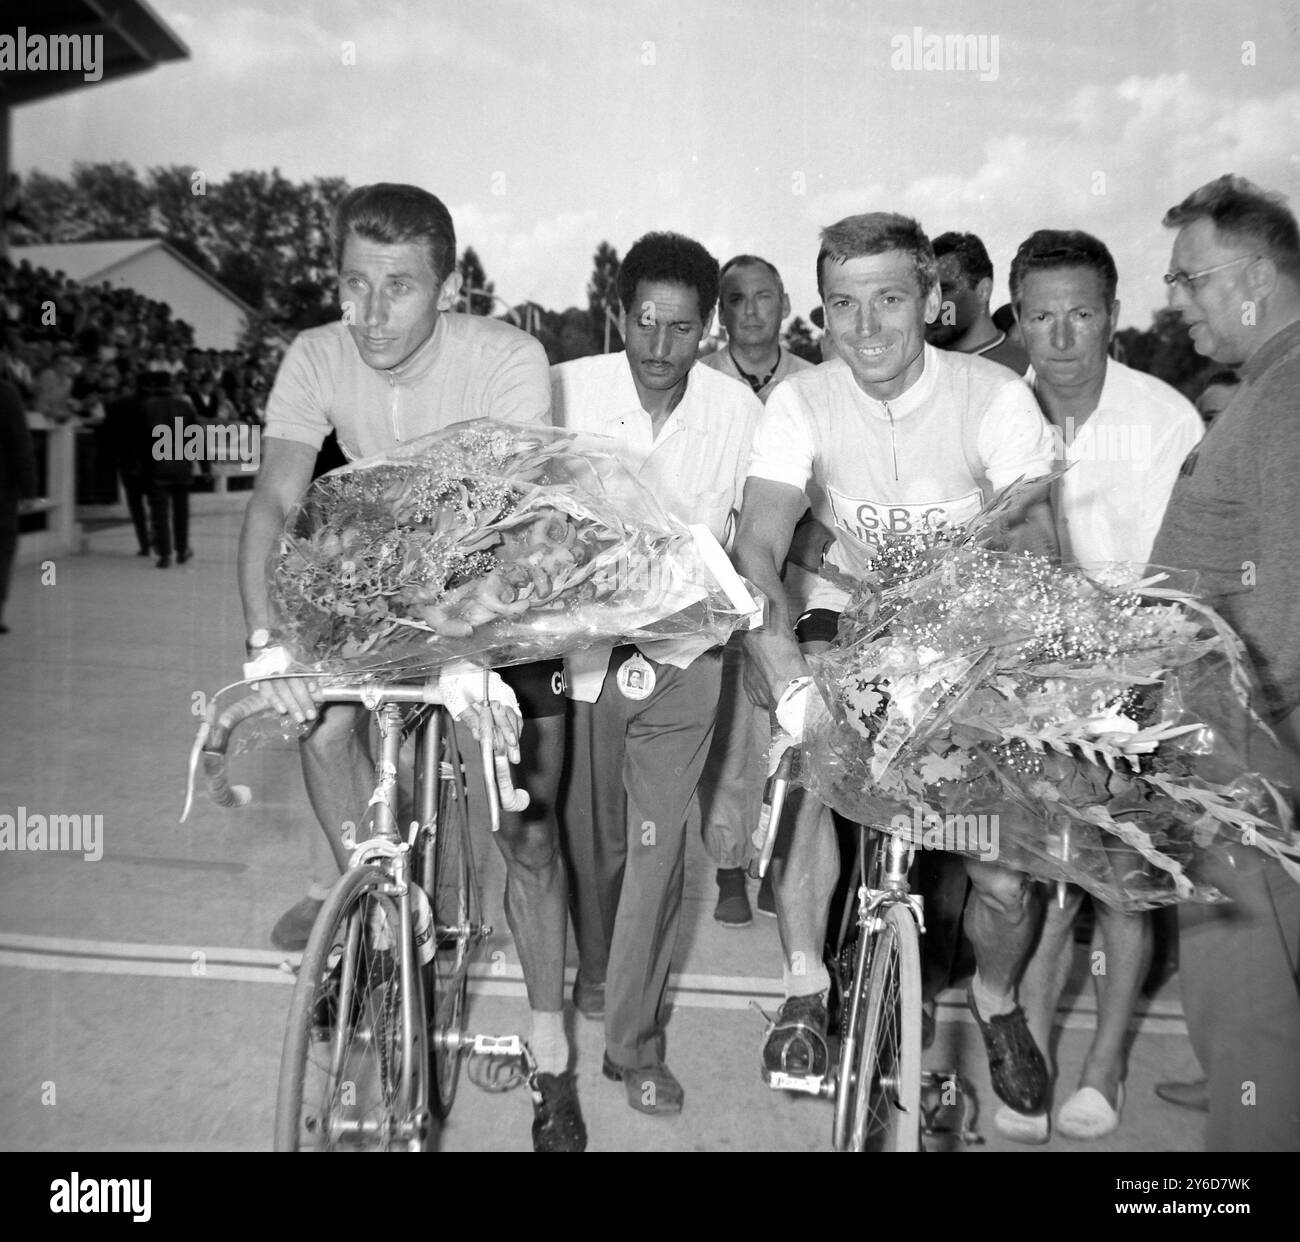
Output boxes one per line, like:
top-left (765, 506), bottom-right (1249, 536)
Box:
top-left (245, 627), bottom-right (280, 656)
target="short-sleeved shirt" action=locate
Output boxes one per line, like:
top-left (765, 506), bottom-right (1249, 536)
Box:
top-left (701, 345), bottom-right (815, 404)
top-left (1150, 320), bottom-right (1300, 721)
top-left (1029, 358), bottom-right (1203, 566)
top-left (263, 314), bottom-right (550, 460)
top-left (551, 352), bottom-right (762, 548)
top-left (748, 344), bottom-right (1054, 611)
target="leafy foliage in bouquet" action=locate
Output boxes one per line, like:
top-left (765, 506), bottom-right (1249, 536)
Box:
top-left (799, 490), bottom-right (1300, 910)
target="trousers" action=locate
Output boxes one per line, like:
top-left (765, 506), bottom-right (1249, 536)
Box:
top-left (563, 647), bottom-right (722, 1068)
top-left (1179, 848), bottom-right (1300, 1151)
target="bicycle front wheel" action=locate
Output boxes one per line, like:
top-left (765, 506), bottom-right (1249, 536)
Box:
top-left (414, 721), bottom-right (479, 1119)
top-left (275, 865), bottom-right (430, 1152)
top-left (839, 901), bottom-right (923, 1152)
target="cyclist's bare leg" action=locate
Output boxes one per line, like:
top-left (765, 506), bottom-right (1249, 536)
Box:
top-left (965, 860), bottom-right (1040, 1015)
top-left (300, 702), bottom-right (374, 874)
top-left (1017, 886), bottom-right (1085, 1070)
top-left (1081, 904), bottom-right (1150, 1104)
top-left (773, 788), bottom-right (839, 996)
top-left (491, 715), bottom-right (568, 1020)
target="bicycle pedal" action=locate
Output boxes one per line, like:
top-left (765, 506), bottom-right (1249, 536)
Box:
top-left (919, 1070), bottom-right (983, 1146)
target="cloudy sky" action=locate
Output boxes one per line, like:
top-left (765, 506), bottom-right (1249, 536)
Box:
top-left (15, 0), bottom-right (1300, 328)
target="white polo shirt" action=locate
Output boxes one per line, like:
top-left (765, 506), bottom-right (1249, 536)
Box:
top-left (1028, 359), bottom-right (1204, 566)
top-left (749, 345), bottom-right (1055, 611)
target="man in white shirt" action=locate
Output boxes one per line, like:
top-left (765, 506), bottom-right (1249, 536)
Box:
top-left (997, 228), bottom-right (1203, 1144)
top-left (552, 232), bottom-right (762, 1114)
top-left (695, 255), bottom-right (814, 926)
top-left (238, 183), bottom-right (584, 1152)
top-left (735, 212), bottom-right (1060, 1117)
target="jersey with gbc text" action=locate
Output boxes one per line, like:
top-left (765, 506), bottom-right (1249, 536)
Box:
top-left (748, 344), bottom-right (1054, 611)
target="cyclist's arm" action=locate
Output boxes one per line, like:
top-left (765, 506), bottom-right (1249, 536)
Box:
top-left (238, 436), bottom-right (320, 720)
top-left (735, 476), bottom-right (812, 709)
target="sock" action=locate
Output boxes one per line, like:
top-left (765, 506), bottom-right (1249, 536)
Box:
top-left (530, 1008), bottom-right (569, 1075)
top-left (971, 970), bottom-right (1015, 1018)
top-left (784, 962), bottom-right (831, 999)
top-left (307, 881), bottom-right (332, 902)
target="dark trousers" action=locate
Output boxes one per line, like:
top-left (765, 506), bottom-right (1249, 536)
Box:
top-left (1180, 848), bottom-right (1300, 1150)
top-left (0, 513), bottom-right (16, 620)
top-left (147, 482), bottom-right (189, 559)
top-left (562, 648), bottom-right (722, 1069)
top-left (120, 471), bottom-right (149, 551)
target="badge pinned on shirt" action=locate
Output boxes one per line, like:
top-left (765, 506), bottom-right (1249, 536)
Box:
top-left (615, 651), bottom-right (656, 700)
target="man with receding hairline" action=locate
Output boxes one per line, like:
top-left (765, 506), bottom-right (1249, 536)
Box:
top-left (1150, 173), bottom-right (1300, 1152)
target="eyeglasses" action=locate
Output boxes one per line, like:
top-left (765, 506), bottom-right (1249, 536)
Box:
top-left (1163, 254), bottom-right (1259, 291)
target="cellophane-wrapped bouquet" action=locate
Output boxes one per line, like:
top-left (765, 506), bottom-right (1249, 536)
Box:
top-left (267, 420), bottom-right (754, 675)
top-left (798, 491), bottom-right (1300, 912)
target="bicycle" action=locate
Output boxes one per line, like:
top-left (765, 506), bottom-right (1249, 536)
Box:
top-left (757, 751), bottom-right (979, 1152)
top-left (195, 674), bottom-right (530, 1152)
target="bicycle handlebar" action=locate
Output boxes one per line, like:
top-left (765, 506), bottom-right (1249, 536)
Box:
top-left (181, 677), bottom-right (528, 824)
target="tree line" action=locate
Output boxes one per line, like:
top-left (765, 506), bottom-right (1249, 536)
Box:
top-left (7, 162), bottom-right (1201, 385)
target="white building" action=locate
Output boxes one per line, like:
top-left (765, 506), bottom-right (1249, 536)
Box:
top-left (12, 239), bottom-right (254, 349)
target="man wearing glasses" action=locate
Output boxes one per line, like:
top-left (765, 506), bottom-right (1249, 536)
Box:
top-left (1150, 174), bottom-right (1300, 1151)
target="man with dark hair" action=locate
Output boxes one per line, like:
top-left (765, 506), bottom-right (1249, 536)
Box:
top-left (1148, 173), bottom-right (1300, 1152)
top-left (736, 211), bottom-right (1059, 1117)
top-left (553, 231), bottom-right (762, 1114)
top-left (1194, 369), bottom-right (1239, 424)
top-left (237, 183), bottom-right (585, 1151)
top-left (140, 370), bottom-right (194, 568)
top-left (999, 228), bottom-right (1202, 1144)
top-left (928, 231), bottom-right (1029, 374)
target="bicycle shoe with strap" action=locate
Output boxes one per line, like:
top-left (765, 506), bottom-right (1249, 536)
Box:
top-left (311, 950), bottom-right (397, 1033)
top-left (529, 1069), bottom-right (588, 1152)
top-left (966, 984), bottom-right (1049, 1115)
top-left (762, 992), bottom-right (829, 1079)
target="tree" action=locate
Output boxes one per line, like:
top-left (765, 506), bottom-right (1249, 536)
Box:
top-left (457, 247), bottom-right (494, 315)
top-left (783, 315), bottom-right (820, 363)
top-left (1114, 307), bottom-right (1208, 398)
top-left (587, 241), bottom-right (621, 352)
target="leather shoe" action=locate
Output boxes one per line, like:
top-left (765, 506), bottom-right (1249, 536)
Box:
top-left (1154, 1078), bottom-right (1208, 1112)
top-left (966, 984), bottom-right (1049, 1114)
top-left (572, 975), bottom-right (605, 1020)
top-left (271, 895), bottom-right (324, 952)
top-left (602, 1053), bottom-right (684, 1114)
top-left (714, 868), bottom-right (753, 927)
top-left (530, 1069), bottom-right (588, 1151)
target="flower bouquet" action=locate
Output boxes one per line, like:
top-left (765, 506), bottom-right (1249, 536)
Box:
top-left (797, 494), bottom-right (1300, 911)
top-left (267, 420), bottom-right (756, 675)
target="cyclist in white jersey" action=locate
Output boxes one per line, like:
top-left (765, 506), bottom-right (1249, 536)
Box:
top-left (735, 212), bottom-right (1060, 1119)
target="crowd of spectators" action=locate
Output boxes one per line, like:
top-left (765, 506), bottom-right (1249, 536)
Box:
top-left (0, 253), bottom-right (281, 437)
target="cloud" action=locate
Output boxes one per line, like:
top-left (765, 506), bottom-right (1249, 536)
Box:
top-left (450, 204), bottom-right (601, 309)
top-left (804, 73), bottom-right (1300, 322)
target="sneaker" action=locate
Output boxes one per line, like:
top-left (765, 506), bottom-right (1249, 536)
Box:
top-left (756, 872), bottom-right (776, 917)
top-left (530, 1069), bottom-right (588, 1150)
top-left (762, 993), bottom-right (829, 1078)
top-left (714, 868), bottom-right (752, 927)
top-left (271, 895), bottom-right (324, 952)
